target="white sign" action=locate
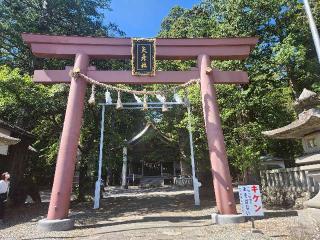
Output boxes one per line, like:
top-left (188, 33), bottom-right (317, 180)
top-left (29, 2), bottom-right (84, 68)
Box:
top-left (238, 185), bottom-right (264, 216)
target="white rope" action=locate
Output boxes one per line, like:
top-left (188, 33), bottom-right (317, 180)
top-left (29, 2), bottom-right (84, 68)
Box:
top-left (88, 84), bottom-right (96, 105)
top-left (173, 93), bottom-right (183, 103)
top-left (133, 94), bottom-right (143, 103)
top-left (105, 90), bottom-right (112, 104)
top-left (70, 70), bottom-right (200, 96)
top-left (156, 94), bottom-right (166, 103)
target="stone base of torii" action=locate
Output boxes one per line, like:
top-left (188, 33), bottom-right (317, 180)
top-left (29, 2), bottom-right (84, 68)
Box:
top-left (22, 33), bottom-right (258, 231)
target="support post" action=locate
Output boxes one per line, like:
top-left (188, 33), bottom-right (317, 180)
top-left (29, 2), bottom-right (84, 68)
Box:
top-left (39, 53), bottom-right (89, 231)
top-left (198, 54), bottom-right (237, 215)
top-left (94, 105), bottom-right (106, 209)
top-left (121, 145), bottom-right (128, 189)
top-left (187, 104), bottom-right (200, 206)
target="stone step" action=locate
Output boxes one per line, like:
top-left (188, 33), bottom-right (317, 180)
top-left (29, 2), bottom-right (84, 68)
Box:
top-left (140, 177), bottom-right (164, 187)
top-left (297, 208), bottom-right (320, 236)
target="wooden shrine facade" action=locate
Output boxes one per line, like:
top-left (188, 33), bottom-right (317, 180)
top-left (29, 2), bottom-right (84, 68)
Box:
top-left (122, 123), bottom-right (181, 187)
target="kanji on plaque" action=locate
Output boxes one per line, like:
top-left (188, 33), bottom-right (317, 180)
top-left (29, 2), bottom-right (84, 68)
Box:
top-left (131, 38), bottom-right (156, 76)
top-left (238, 185), bottom-right (264, 217)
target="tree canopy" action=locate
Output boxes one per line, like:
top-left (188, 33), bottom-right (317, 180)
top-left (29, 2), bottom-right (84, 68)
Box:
top-left (156, 0), bottom-right (320, 180)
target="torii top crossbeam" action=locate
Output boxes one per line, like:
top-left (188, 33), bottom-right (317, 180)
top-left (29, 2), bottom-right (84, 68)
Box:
top-left (22, 33), bottom-right (257, 60)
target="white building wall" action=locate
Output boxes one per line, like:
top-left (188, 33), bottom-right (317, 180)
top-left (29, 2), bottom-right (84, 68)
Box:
top-left (0, 128), bottom-right (11, 155)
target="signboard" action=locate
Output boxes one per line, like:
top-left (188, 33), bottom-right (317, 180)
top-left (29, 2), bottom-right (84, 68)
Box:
top-left (132, 38), bottom-right (156, 76)
top-left (238, 185), bottom-right (264, 216)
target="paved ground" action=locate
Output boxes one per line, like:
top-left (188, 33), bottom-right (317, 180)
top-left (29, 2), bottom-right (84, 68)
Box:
top-left (0, 186), bottom-right (308, 240)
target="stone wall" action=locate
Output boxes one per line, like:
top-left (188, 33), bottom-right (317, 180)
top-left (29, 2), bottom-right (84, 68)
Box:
top-left (174, 176), bottom-right (193, 186)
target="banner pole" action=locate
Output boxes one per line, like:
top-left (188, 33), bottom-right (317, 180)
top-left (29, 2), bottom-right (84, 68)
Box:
top-left (94, 105), bottom-right (106, 209)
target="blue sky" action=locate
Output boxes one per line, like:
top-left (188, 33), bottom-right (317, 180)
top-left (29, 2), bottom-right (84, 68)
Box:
top-left (104, 0), bottom-right (200, 37)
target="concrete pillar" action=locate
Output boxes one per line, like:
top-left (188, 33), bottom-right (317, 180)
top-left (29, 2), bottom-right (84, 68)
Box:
top-left (275, 173), bottom-right (280, 187)
top-left (47, 53), bottom-right (89, 220)
top-left (279, 171), bottom-right (284, 186)
top-left (301, 170), bottom-right (308, 191)
top-left (294, 170), bottom-right (301, 190)
top-left (266, 172), bottom-right (271, 186)
top-left (282, 171), bottom-right (287, 187)
top-left (198, 54), bottom-right (237, 215)
top-left (259, 171), bottom-right (264, 187)
top-left (289, 171), bottom-right (295, 187)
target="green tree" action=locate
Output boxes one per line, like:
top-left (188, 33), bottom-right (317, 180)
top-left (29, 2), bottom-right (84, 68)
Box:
top-left (0, 0), bottom-right (136, 200)
top-left (0, 0), bottom-right (124, 72)
top-left (156, 0), bottom-right (319, 182)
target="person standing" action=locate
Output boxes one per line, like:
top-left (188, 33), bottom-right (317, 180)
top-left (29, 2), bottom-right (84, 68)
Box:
top-left (0, 172), bottom-right (10, 224)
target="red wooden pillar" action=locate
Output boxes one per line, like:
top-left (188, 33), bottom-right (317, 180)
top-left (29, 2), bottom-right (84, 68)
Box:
top-left (47, 53), bottom-right (89, 220)
top-left (198, 54), bottom-right (237, 215)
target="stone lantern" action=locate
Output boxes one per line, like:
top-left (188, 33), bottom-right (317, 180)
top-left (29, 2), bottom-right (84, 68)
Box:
top-left (263, 89), bottom-right (320, 211)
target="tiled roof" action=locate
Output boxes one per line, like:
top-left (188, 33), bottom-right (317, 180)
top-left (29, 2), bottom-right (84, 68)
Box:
top-left (0, 120), bottom-right (34, 138)
top-left (0, 132), bottom-right (20, 145)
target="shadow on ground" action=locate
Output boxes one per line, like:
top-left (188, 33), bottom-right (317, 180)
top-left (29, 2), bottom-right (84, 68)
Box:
top-left (4, 187), bottom-right (214, 228)
top-left (71, 188), bottom-right (215, 227)
top-left (75, 215), bottom-right (212, 230)
top-left (3, 186), bottom-right (299, 232)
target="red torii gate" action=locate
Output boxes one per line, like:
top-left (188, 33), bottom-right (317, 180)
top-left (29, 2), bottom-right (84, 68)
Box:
top-left (22, 33), bottom-right (258, 230)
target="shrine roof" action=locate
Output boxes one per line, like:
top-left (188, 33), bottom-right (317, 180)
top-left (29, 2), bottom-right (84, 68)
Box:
top-left (0, 120), bottom-right (34, 138)
top-left (126, 123), bottom-right (176, 146)
top-left (262, 108), bottom-right (320, 139)
top-left (0, 132), bottom-right (20, 146)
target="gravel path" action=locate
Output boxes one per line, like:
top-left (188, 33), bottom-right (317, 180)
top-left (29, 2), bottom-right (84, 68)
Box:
top-left (0, 186), bottom-right (302, 240)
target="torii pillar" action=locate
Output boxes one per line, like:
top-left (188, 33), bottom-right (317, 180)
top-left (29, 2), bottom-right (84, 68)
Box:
top-left (47, 53), bottom-right (89, 220)
top-left (22, 33), bottom-right (258, 230)
top-left (198, 54), bottom-right (237, 217)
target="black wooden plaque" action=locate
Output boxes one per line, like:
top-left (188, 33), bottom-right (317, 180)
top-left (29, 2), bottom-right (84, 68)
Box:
top-left (132, 38), bottom-right (156, 76)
